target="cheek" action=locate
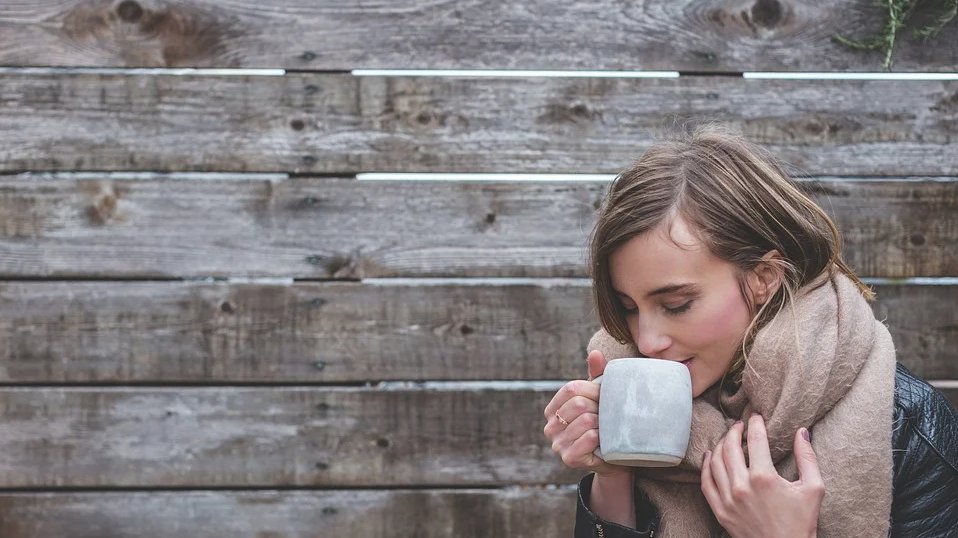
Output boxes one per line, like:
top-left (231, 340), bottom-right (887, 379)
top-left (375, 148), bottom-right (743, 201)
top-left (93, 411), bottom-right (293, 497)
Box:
top-left (691, 287), bottom-right (751, 348)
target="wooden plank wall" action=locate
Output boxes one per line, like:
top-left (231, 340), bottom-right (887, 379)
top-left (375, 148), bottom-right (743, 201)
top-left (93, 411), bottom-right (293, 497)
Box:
top-left (0, 1), bottom-right (956, 536)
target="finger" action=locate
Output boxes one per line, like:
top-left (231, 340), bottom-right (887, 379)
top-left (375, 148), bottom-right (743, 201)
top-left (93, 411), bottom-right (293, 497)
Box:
top-left (746, 413), bottom-right (775, 474)
top-left (545, 386), bottom-right (599, 446)
top-left (542, 383), bottom-right (572, 420)
top-left (587, 350), bottom-right (607, 381)
top-left (700, 451), bottom-right (724, 512)
top-left (567, 423), bottom-right (603, 467)
top-left (709, 432), bottom-right (732, 502)
top-left (722, 421), bottom-right (749, 487)
top-left (549, 410), bottom-right (598, 455)
top-left (793, 427), bottom-right (824, 490)
top-left (543, 380), bottom-right (595, 419)
top-left (550, 394), bottom-right (599, 434)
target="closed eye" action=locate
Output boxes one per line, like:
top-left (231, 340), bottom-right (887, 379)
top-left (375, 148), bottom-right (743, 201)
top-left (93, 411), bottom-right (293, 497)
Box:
top-left (664, 301), bottom-right (693, 315)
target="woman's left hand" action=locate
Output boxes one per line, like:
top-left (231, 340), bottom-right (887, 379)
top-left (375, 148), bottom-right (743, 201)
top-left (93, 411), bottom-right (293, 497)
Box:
top-left (701, 414), bottom-right (825, 538)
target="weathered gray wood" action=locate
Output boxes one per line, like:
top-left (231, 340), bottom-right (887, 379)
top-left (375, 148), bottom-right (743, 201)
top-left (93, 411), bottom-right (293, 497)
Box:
top-left (1, 73), bottom-right (957, 175)
top-left (0, 177), bottom-right (954, 278)
top-left (870, 284), bottom-right (958, 380)
top-left (0, 280), bottom-right (598, 382)
top-left (0, 386), bottom-right (576, 487)
top-left (939, 387), bottom-right (958, 410)
top-left (0, 281), bottom-right (954, 382)
top-left (0, 488), bottom-right (578, 537)
top-left (0, 385), bottom-right (953, 489)
top-left (0, 0), bottom-right (955, 71)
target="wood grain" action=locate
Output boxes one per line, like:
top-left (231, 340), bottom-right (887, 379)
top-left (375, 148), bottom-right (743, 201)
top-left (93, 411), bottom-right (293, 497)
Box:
top-left (1, 74), bottom-right (957, 175)
top-left (0, 385), bottom-right (953, 489)
top-left (0, 386), bottom-right (576, 487)
top-left (934, 386), bottom-right (958, 410)
top-left (0, 0), bottom-right (955, 71)
top-left (0, 281), bottom-right (954, 382)
top-left (0, 488), bottom-right (577, 537)
top-left (0, 177), bottom-right (954, 278)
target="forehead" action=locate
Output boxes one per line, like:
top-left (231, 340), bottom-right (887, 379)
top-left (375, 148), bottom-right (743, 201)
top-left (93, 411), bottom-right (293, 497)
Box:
top-left (608, 216), bottom-right (721, 294)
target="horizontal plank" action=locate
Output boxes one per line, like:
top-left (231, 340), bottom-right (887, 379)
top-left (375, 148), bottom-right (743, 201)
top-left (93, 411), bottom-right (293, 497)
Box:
top-left (0, 387), bottom-right (575, 487)
top-left (0, 1), bottom-right (955, 71)
top-left (933, 385), bottom-right (958, 409)
top-left (0, 178), bottom-right (954, 278)
top-left (0, 281), bottom-right (955, 382)
top-left (0, 488), bottom-right (577, 537)
top-left (1, 74), bottom-right (957, 174)
top-left (0, 386), bottom-right (953, 489)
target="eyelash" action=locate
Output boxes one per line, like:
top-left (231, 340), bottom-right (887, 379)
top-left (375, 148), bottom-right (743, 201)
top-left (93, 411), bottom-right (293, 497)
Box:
top-left (665, 301), bottom-right (693, 315)
top-left (621, 301), bottom-right (693, 316)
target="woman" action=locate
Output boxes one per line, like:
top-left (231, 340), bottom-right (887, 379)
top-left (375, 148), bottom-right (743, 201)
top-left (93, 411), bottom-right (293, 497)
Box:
top-left (542, 125), bottom-right (958, 537)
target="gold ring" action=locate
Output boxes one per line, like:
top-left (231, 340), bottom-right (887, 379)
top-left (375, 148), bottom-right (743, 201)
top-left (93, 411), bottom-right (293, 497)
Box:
top-left (555, 411), bottom-right (569, 426)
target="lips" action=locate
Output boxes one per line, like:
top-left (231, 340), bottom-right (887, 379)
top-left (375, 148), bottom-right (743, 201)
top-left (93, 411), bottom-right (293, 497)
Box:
top-left (680, 357), bottom-right (694, 366)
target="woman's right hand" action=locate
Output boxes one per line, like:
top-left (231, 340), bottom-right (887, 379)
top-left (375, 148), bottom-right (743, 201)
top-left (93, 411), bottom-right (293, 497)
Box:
top-left (543, 350), bottom-right (632, 479)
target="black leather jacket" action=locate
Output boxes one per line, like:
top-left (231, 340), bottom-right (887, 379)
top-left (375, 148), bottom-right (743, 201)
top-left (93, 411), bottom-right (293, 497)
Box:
top-left (574, 363), bottom-right (958, 537)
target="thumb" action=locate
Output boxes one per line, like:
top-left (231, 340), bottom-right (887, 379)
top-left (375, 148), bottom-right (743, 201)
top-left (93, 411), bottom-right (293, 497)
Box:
top-left (587, 350), bottom-right (608, 381)
top-left (793, 427), bottom-right (823, 488)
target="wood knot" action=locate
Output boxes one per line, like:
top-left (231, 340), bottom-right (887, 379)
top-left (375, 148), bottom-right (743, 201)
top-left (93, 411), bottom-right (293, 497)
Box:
top-left (751, 0), bottom-right (783, 28)
top-left (691, 50), bottom-right (718, 63)
top-left (116, 0), bottom-right (144, 22)
top-left (292, 196), bottom-right (321, 210)
top-left (90, 194), bottom-right (117, 224)
top-left (305, 253), bottom-right (360, 278)
top-left (416, 111), bottom-right (433, 125)
top-left (931, 90), bottom-right (958, 112)
top-left (87, 184), bottom-right (123, 225)
top-left (537, 102), bottom-right (598, 125)
top-left (62, 1), bottom-right (232, 67)
top-left (408, 108), bottom-right (446, 129)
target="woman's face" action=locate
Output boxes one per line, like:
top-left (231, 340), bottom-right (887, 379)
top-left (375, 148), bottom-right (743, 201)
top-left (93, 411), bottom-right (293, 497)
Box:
top-left (608, 215), bottom-right (757, 397)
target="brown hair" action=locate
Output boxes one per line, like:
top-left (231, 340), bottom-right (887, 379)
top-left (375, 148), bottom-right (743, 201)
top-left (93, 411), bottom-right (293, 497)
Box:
top-left (589, 124), bottom-right (874, 389)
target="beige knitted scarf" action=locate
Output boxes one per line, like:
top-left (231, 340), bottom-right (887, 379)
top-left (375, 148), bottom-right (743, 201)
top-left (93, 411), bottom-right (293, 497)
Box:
top-left (587, 271), bottom-right (897, 537)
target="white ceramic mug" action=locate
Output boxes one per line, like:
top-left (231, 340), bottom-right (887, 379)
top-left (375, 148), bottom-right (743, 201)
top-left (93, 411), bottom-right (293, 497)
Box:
top-left (591, 358), bottom-right (693, 467)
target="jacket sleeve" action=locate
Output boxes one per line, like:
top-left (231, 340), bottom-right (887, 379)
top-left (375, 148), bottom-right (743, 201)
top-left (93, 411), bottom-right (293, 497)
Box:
top-left (574, 473), bottom-right (657, 538)
top-left (889, 366), bottom-right (958, 536)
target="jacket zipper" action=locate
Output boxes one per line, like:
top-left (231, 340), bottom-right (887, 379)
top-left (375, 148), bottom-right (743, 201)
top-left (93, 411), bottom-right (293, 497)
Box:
top-left (595, 521), bottom-right (655, 537)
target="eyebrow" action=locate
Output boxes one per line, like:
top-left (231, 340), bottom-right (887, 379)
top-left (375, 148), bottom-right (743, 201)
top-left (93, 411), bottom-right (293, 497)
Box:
top-left (614, 283), bottom-right (700, 300)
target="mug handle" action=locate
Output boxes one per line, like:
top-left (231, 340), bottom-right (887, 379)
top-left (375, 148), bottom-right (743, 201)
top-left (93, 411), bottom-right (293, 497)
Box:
top-left (590, 374), bottom-right (603, 459)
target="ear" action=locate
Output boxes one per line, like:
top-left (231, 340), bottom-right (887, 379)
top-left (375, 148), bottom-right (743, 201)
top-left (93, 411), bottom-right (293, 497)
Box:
top-left (747, 250), bottom-right (783, 306)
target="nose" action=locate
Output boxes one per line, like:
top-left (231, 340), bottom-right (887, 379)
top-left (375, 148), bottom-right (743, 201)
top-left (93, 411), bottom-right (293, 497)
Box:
top-left (631, 313), bottom-right (672, 359)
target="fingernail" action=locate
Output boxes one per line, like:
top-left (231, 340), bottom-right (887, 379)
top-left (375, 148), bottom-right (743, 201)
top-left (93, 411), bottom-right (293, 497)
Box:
top-left (733, 420), bottom-right (743, 426)
top-left (751, 411), bottom-right (761, 419)
top-left (801, 428), bottom-right (810, 442)
top-left (703, 450), bottom-right (711, 463)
